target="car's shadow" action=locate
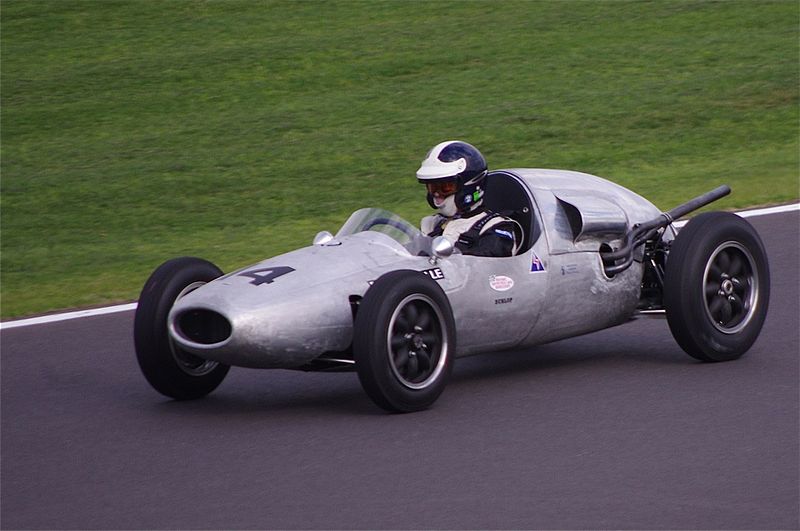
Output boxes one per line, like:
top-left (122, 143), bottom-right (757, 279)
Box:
top-left (148, 371), bottom-right (374, 417)
top-left (144, 321), bottom-right (693, 418)
top-left (452, 328), bottom-right (693, 384)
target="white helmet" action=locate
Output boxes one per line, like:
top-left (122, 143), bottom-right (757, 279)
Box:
top-left (417, 140), bottom-right (488, 217)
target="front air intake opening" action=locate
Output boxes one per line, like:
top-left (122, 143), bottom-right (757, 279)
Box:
top-left (176, 309), bottom-right (232, 345)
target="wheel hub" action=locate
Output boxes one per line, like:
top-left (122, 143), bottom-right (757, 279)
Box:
top-left (703, 242), bottom-right (759, 334)
top-left (403, 326), bottom-right (428, 351)
top-left (720, 278), bottom-right (734, 296)
top-left (412, 335), bottom-right (425, 350)
top-left (387, 295), bottom-right (448, 390)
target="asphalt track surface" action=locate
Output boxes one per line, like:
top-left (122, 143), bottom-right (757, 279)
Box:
top-left (2, 211), bottom-right (798, 530)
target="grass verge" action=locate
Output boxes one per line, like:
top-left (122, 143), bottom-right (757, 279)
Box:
top-left (2, 0), bottom-right (798, 318)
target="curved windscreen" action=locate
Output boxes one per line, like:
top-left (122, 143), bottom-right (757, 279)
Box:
top-left (336, 208), bottom-right (430, 254)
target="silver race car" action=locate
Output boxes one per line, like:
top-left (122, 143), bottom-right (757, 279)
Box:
top-left (134, 169), bottom-right (770, 412)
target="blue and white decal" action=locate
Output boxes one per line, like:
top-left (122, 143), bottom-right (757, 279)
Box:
top-left (530, 252), bottom-right (545, 273)
top-left (494, 228), bottom-right (514, 240)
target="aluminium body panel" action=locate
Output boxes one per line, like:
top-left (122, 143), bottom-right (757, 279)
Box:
top-left (502, 169), bottom-right (657, 346)
top-left (508, 168), bottom-right (663, 255)
top-left (168, 169), bottom-right (662, 369)
top-left (169, 231), bottom-right (412, 368)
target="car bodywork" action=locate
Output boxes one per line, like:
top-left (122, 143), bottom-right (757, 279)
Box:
top-left (168, 169), bottom-right (677, 370)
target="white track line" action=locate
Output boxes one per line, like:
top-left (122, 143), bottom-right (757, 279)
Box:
top-left (671, 203), bottom-right (798, 228)
top-left (2, 203), bottom-right (797, 331)
top-left (735, 203), bottom-right (799, 218)
top-left (1, 303), bottom-right (139, 330)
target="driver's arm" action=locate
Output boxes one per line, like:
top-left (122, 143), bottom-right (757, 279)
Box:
top-left (457, 222), bottom-right (517, 257)
top-left (420, 215), bottom-right (442, 236)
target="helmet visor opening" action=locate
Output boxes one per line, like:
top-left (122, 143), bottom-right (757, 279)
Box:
top-left (426, 180), bottom-right (458, 197)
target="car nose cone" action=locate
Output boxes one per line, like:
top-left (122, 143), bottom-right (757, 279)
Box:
top-left (172, 308), bottom-right (232, 346)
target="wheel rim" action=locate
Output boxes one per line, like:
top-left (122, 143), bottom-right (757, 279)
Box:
top-left (386, 294), bottom-right (448, 390)
top-left (702, 241), bottom-right (759, 334)
top-left (169, 282), bottom-right (220, 376)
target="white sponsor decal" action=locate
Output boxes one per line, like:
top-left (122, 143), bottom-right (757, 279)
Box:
top-left (489, 275), bottom-right (514, 292)
top-left (422, 267), bottom-right (445, 280)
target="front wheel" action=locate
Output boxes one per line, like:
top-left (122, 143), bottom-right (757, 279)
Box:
top-left (134, 257), bottom-right (230, 399)
top-left (354, 270), bottom-right (456, 412)
top-left (663, 212), bottom-right (770, 362)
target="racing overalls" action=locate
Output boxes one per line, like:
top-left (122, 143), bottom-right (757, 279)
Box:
top-left (420, 210), bottom-right (521, 257)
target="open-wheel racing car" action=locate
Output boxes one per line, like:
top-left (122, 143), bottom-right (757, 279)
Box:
top-left (134, 169), bottom-right (770, 412)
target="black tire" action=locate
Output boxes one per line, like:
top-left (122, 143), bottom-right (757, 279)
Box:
top-left (354, 270), bottom-right (456, 413)
top-left (134, 257), bottom-right (230, 399)
top-left (664, 212), bottom-right (770, 362)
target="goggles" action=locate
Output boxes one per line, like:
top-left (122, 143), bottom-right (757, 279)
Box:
top-left (425, 180), bottom-right (458, 196)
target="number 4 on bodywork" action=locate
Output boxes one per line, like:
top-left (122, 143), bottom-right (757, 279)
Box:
top-left (239, 267), bottom-right (295, 286)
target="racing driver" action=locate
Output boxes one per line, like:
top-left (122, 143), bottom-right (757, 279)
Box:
top-left (417, 140), bottom-right (521, 257)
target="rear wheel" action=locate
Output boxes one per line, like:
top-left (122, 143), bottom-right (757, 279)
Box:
top-left (134, 257), bottom-right (230, 399)
top-left (354, 270), bottom-right (456, 412)
top-left (664, 212), bottom-right (769, 362)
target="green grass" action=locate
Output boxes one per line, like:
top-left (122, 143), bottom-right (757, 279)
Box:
top-left (2, 0), bottom-right (798, 318)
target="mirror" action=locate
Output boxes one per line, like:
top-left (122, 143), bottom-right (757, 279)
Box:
top-left (313, 231), bottom-right (334, 246)
top-left (431, 236), bottom-right (454, 258)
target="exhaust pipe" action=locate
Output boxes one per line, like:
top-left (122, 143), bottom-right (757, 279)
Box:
top-left (601, 185), bottom-right (731, 276)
